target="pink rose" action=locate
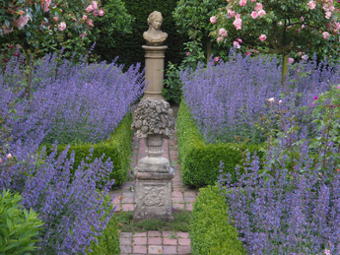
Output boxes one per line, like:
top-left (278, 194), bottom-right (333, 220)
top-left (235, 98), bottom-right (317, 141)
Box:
top-left (255, 3), bottom-right (263, 11)
top-left (245, 51), bottom-right (252, 56)
top-left (85, 5), bottom-right (94, 12)
top-left (239, 0), bottom-right (247, 7)
top-left (307, 1), bottom-right (316, 10)
top-left (325, 11), bottom-right (332, 19)
top-left (98, 9), bottom-right (105, 16)
top-left (216, 36), bottom-right (224, 43)
top-left (250, 0), bottom-right (256, 2)
top-left (41, 0), bottom-right (52, 12)
top-left (257, 9), bottom-right (266, 17)
top-left (6, 153), bottom-right (13, 159)
top-left (233, 40), bottom-right (241, 49)
top-left (233, 16), bottom-right (242, 30)
top-left (82, 15), bottom-right (88, 21)
top-left (227, 9), bottom-right (236, 18)
top-left (218, 28), bottom-right (228, 37)
top-left (53, 16), bottom-right (59, 22)
top-left (210, 16), bottom-right (217, 24)
top-left (91, 1), bottom-right (98, 10)
top-left (185, 51), bottom-right (191, 56)
top-left (58, 22), bottom-right (67, 31)
top-left (14, 15), bottom-right (30, 29)
top-left (86, 19), bottom-right (94, 27)
top-left (93, 10), bottom-right (99, 16)
top-left (322, 31), bottom-right (330, 39)
top-left (313, 96), bottom-right (318, 101)
top-left (335, 22), bottom-right (340, 33)
top-left (288, 58), bottom-right (294, 64)
top-left (214, 56), bottom-right (220, 62)
top-left (259, 34), bottom-right (267, 41)
top-left (251, 11), bottom-right (258, 19)
top-left (236, 38), bottom-right (243, 43)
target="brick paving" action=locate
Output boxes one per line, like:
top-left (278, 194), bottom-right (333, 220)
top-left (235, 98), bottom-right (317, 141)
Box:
top-left (111, 109), bottom-right (197, 254)
top-left (120, 231), bottom-right (191, 255)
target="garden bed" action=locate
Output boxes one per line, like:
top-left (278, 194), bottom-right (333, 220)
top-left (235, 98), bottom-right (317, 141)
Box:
top-left (176, 101), bottom-right (261, 188)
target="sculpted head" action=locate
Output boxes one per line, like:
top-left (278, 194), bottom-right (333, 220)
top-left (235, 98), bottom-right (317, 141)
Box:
top-left (147, 11), bottom-right (163, 30)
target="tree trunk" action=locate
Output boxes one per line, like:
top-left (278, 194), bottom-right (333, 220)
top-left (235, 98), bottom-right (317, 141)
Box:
top-left (281, 54), bottom-right (288, 86)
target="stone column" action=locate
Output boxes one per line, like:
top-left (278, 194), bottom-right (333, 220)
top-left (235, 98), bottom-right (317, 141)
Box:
top-left (134, 134), bottom-right (174, 220)
top-left (142, 45), bottom-right (168, 100)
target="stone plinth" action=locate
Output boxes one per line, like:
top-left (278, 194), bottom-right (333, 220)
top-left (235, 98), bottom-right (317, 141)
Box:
top-left (142, 45), bottom-right (168, 100)
top-left (134, 135), bottom-right (175, 220)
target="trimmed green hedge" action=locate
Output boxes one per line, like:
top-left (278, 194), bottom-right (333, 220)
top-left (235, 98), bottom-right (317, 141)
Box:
top-left (176, 101), bottom-right (262, 188)
top-left (191, 186), bottom-right (245, 255)
top-left (53, 114), bottom-right (133, 187)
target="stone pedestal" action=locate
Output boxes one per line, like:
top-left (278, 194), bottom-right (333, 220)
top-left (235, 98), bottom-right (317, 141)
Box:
top-left (134, 135), bottom-right (174, 220)
top-left (142, 45), bottom-right (168, 100)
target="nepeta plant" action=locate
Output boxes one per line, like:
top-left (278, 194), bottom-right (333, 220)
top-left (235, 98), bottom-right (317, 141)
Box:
top-left (181, 53), bottom-right (339, 143)
top-left (218, 88), bottom-right (339, 255)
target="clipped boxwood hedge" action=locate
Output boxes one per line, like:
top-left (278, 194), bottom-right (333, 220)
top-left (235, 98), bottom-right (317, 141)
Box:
top-left (51, 114), bottom-right (133, 187)
top-left (176, 101), bottom-right (262, 188)
top-left (191, 186), bottom-right (245, 255)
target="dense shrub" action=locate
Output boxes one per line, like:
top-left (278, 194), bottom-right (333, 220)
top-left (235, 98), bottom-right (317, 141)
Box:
top-left (176, 101), bottom-right (261, 188)
top-left (54, 114), bottom-right (133, 186)
top-left (181, 54), bottom-right (339, 144)
top-left (0, 190), bottom-right (43, 255)
top-left (191, 186), bottom-right (245, 255)
top-left (218, 87), bottom-right (340, 255)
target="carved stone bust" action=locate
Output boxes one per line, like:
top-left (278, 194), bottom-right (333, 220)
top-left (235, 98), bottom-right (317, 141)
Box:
top-left (143, 11), bottom-right (168, 46)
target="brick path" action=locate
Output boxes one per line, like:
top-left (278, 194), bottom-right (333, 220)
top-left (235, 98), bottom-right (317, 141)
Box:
top-left (111, 126), bottom-right (197, 254)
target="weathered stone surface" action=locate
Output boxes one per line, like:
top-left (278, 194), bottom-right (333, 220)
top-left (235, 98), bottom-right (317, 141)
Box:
top-left (132, 98), bottom-right (175, 138)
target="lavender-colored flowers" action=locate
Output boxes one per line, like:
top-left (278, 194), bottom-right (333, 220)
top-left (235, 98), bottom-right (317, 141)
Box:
top-left (181, 54), bottom-right (339, 143)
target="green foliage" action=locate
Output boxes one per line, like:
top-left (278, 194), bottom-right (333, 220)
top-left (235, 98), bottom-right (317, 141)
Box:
top-left (162, 62), bottom-right (183, 105)
top-left (176, 101), bottom-right (262, 188)
top-left (96, 0), bottom-right (187, 67)
top-left (93, 0), bottom-right (133, 55)
top-left (115, 210), bottom-right (192, 232)
top-left (87, 200), bottom-right (120, 255)
top-left (0, 190), bottom-right (43, 255)
top-left (52, 114), bottom-right (133, 186)
top-left (191, 186), bottom-right (245, 255)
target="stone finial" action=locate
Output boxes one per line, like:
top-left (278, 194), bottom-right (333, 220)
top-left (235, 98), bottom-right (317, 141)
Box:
top-left (143, 11), bottom-right (168, 46)
top-left (132, 98), bottom-right (174, 138)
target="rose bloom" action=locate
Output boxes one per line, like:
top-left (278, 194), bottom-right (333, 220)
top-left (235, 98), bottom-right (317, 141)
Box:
top-left (233, 15), bottom-right (242, 30)
top-left (322, 31), bottom-right (330, 39)
top-left (259, 34), bottom-right (267, 41)
top-left (255, 3), bottom-right (263, 11)
top-left (214, 56), bottom-right (220, 62)
top-left (14, 15), bottom-right (30, 29)
top-left (216, 36), bottom-right (224, 43)
top-left (91, 1), bottom-right (98, 9)
top-left (53, 16), bottom-right (59, 22)
top-left (236, 38), bottom-right (243, 43)
top-left (239, 0), bottom-right (247, 7)
top-left (58, 22), bottom-right (67, 31)
top-left (98, 9), bottom-right (105, 16)
top-left (210, 16), bottom-right (217, 24)
top-left (85, 5), bottom-right (94, 12)
top-left (185, 51), bottom-right (191, 56)
top-left (218, 28), bottom-right (228, 37)
top-left (6, 153), bottom-right (13, 159)
top-left (307, 1), bottom-right (316, 10)
top-left (233, 40), bottom-right (241, 49)
top-left (251, 11), bottom-right (258, 19)
top-left (288, 57), bottom-right (294, 64)
top-left (82, 15), bottom-right (88, 21)
top-left (257, 9), bottom-right (266, 17)
top-left (86, 19), bottom-right (94, 27)
top-left (227, 9), bottom-right (236, 18)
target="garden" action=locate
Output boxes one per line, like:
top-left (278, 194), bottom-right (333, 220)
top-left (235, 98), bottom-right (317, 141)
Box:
top-left (0, 0), bottom-right (339, 255)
